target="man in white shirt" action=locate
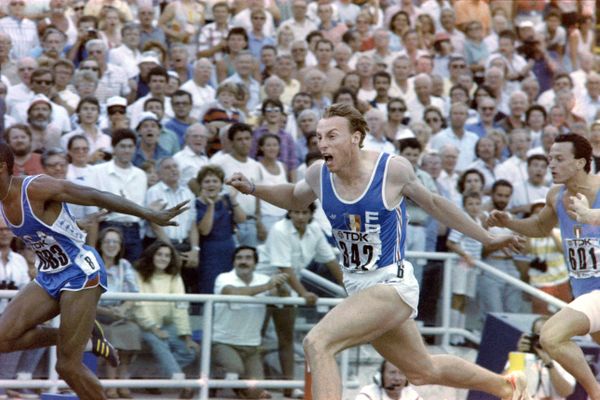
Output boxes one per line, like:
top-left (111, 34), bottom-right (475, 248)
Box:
top-left (575, 71), bottom-right (600, 124)
top-left (389, 55), bottom-right (414, 100)
top-left (406, 74), bottom-right (445, 123)
top-left (90, 129), bottom-right (147, 262)
top-left (145, 157), bottom-right (199, 290)
top-left (85, 39), bottom-right (131, 103)
top-left (438, 144), bottom-right (461, 205)
top-left (128, 66), bottom-right (173, 129)
top-left (180, 59), bottom-right (216, 120)
top-left (508, 154), bottom-right (550, 217)
top-left (173, 123), bottom-right (210, 187)
top-left (224, 51), bottom-right (261, 112)
top-left (280, 0), bottom-right (318, 41)
top-left (0, 0), bottom-right (39, 61)
top-left (108, 22), bottom-right (141, 80)
top-left (363, 108), bottom-right (396, 154)
top-left (5, 56), bottom-right (36, 113)
top-left (429, 102), bottom-right (478, 172)
top-left (231, 0), bottom-right (276, 38)
top-left (494, 129), bottom-right (532, 184)
top-left (216, 123), bottom-right (263, 247)
top-left (213, 246), bottom-right (287, 399)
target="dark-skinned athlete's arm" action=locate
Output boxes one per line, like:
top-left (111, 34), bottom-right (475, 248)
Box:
top-left (38, 176), bottom-right (188, 226)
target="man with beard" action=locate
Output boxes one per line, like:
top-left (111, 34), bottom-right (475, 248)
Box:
top-left (25, 95), bottom-right (62, 152)
top-left (36, 28), bottom-right (67, 61)
top-left (4, 124), bottom-right (43, 176)
top-left (12, 68), bottom-right (71, 134)
top-left (479, 179), bottom-right (522, 321)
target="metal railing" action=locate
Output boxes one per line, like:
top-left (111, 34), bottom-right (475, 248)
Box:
top-left (0, 251), bottom-right (568, 399)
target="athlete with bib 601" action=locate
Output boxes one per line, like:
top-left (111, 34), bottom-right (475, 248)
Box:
top-left (488, 133), bottom-right (600, 400)
top-left (227, 103), bottom-right (530, 400)
top-left (0, 143), bottom-right (188, 400)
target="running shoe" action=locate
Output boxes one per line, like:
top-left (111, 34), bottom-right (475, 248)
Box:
top-left (91, 320), bottom-right (120, 367)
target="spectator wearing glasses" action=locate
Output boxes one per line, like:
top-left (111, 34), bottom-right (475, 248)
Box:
top-left (466, 96), bottom-right (501, 138)
top-left (385, 97), bottom-right (410, 141)
top-left (103, 96), bottom-right (129, 136)
top-left (423, 105), bottom-right (445, 137)
top-left (41, 147), bottom-right (69, 180)
top-left (165, 90), bottom-right (197, 147)
top-left (0, 0), bottom-right (39, 61)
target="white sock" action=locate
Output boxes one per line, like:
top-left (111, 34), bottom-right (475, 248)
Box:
top-left (85, 339), bottom-right (92, 352)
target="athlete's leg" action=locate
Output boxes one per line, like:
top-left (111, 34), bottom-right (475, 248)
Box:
top-left (540, 306), bottom-right (600, 400)
top-left (55, 286), bottom-right (106, 400)
top-left (372, 319), bottom-right (513, 398)
top-left (302, 285), bottom-right (415, 400)
top-left (0, 282), bottom-right (59, 352)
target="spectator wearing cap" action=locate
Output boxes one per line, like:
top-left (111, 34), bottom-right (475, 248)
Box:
top-left (181, 59), bottom-right (215, 121)
top-left (51, 59), bottom-right (79, 115)
top-left (109, 23), bottom-right (142, 80)
top-left (173, 123), bottom-right (209, 187)
top-left (129, 66), bottom-right (173, 130)
top-left (132, 51), bottom-right (161, 100)
top-left (24, 94), bottom-right (62, 152)
top-left (143, 97), bottom-right (181, 156)
top-left (86, 39), bottom-right (131, 103)
top-left (90, 128), bottom-right (147, 262)
top-left (4, 124), bottom-right (44, 176)
top-left (133, 111), bottom-right (170, 168)
top-left (62, 96), bottom-right (112, 162)
top-left (138, 5), bottom-right (165, 48)
top-left (103, 96), bottom-right (129, 136)
top-left (165, 90), bottom-right (197, 147)
top-left (429, 102), bottom-right (479, 172)
top-left (0, 0), bottom-right (39, 61)
top-left (12, 68), bottom-right (72, 134)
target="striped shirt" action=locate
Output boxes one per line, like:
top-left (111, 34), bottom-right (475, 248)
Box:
top-left (0, 17), bottom-right (39, 60)
top-left (448, 218), bottom-right (483, 261)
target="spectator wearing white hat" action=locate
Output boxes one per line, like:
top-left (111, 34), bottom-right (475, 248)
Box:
top-left (103, 96), bottom-right (129, 136)
top-left (133, 111), bottom-right (170, 168)
top-left (24, 94), bottom-right (62, 152)
top-left (132, 51), bottom-right (161, 100)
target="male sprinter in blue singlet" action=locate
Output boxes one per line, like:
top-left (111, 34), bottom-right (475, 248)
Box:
top-left (489, 133), bottom-right (600, 400)
top-left (0, 143), bottom-right (188, 400)
top-left (227, 103), bottom-right (530, 400)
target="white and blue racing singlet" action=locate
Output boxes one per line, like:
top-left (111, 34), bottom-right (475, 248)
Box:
top-left (556, 187), bottom-right (600, 298)
top-left (0, 175), bottom-right (99, 276)
top-left (321, 153), bottom-right (407, 273)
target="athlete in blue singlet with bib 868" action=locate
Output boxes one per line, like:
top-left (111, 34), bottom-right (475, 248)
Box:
top-left (0, 142), bottom-right (188, 400)
top-left (488, 133), bottom-right (600, 400)
top-left (227, 103), bottom-right (530, 400)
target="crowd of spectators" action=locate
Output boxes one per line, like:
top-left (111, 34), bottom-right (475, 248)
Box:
top-left (0, 0), bottom-right (598, 398)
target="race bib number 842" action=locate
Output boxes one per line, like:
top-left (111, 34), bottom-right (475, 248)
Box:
top-left (334, 229), bottom-right (382, 273)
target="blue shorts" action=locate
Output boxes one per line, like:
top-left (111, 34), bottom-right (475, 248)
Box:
top-left (34, 247), bottom-right (108, 299)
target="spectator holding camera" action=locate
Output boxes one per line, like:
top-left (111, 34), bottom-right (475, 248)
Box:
top-left (512, 316), bottom-right (575, 399)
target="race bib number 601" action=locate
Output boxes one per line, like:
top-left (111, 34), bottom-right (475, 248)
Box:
top-left (566, 238), bottom-right (600, 277)
top-left (334, 229), bottom-right (382, 273)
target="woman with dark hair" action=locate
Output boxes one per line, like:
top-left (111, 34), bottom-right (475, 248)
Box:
top-left (455, 168), bottom-right (488, 208)
top-left (423, 105), bottom-right (445, 136)
top-left (133, 241), bottom-right (199, 399)
top-left (385, 97), bottom-right (410, 141)
top-left (195, 165), bottom-right (246, 293)
top-left (257, 134), bottom-right (288, 233)
top-left (96, 227), bottom-right (141, 399)
top-left (63, 96), bottom-right (111, 163)
top-left (389, 10), bottom-right (410, 52)
top-left (216, 27), bottom-right (250, 82)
